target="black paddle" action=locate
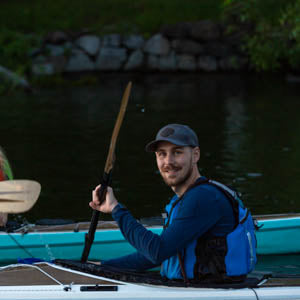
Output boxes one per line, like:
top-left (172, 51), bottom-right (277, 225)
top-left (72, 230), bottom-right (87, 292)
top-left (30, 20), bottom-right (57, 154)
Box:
top-left (81, 82), bottom-right (132, 263)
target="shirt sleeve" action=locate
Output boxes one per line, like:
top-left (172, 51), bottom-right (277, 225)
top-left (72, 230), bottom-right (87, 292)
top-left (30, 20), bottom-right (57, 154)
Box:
top-left (104, 187), bottom-right (223, 269)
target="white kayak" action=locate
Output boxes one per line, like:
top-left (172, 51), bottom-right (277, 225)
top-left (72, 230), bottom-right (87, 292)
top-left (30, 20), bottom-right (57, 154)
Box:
top-left (1, 260), bottom-right (300, 300)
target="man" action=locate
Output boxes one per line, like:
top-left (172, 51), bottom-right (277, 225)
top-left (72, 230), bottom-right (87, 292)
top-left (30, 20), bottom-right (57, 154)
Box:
top-left (90, 124), bottom-right (256, 282)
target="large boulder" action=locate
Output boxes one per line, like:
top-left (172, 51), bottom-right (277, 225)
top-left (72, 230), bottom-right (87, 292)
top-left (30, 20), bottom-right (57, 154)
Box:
top-left (64, 49), bottom-right (95, 72)
top-left (123, 35), bottom-right (145, 49)
top-left (171, 39), bottom-right (204, 55)
top-left (158, 51), bottom-right (177, 71)
top-left (219, 56), bottom-right (248, 71)
top-left (44, 42), bottom-right (73, 57)
top-left (75, 35), bottom-right (101, 56)
top-left (160, 22), bottom-right (191, 39)
top-left (177, 54), bottom-right (197, 71)
top-left (204, 42), bottom-right (233, 58)
top-left (189, 20), bottom-right (221, 41)
top-left (146, 55), bottom-right (159, 70)
top-left (44, 31), bottom-right (69, 45)
top-left (144, 34), bottom-right (170, 56)
top-left (198, 56), bottom-right (218, 72)
top-left (0, 65), bottom-right (31, 90)
top-left (32, 61), bottom-right (55, 76)
top-left (102, 34), bottom-right (121, 47)
top-left (124, 50), bottom-right (144, 70)
top-left (95, 47), bottom-right (127, 70)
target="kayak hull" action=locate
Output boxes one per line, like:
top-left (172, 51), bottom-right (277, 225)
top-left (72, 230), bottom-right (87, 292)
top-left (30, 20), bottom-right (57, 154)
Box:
top-left (1, 214), bottom-right (300, 264)
top-left (1, 262), bottom-right (300, 300)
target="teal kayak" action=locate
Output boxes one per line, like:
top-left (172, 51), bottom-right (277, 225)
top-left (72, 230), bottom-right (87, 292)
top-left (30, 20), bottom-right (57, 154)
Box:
top-left (1, 213), bottom-right (300, 265)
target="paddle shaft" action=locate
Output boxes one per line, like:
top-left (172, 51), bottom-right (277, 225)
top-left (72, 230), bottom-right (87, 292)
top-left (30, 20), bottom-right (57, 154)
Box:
top-left (81, 82), bottom-right (131, 262)
top-left (81, 171), bottom-right (111, 262)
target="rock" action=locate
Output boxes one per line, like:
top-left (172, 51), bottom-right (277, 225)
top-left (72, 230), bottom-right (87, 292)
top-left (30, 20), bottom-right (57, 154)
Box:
top-left (32, 55), bottom-right (47, 64)
top-left (51, 55), bottom-right (68, 73)
top-left (124, 50), bottom-right (144, 70)
top-left (102, 34), bottom-right (121, 47)
top-left (0, 65), bottom-right (31, 90)
top-left (171, 39), bottom-right (204, 55)
top-left (75, 35), bottom-right (101, 56)
top-left (204, 42), bottom-right (233, 58)
top-left (29, 48), bottom-right (44, 58)
top-left (32, 62), bottom-right (55, 76)
top-left (160, 22), bottom-right (191, 39)
top-left (189, 20), bottom-right (220, 41)
top-left (123, 34), bottom-right (145, 49)
top-left (45, 42), bottom-right (72, 57)
top-left (144, 34), bottom-right (170, 56)
top-left (64, 49), bottom-right (95, 72)
top-left (44, 31), bottom-right (69, 45)
top-left (219, 56), bottom-right (248, 71)
top-left (95, 47), bottom-right (127, 70)
top-left (146, 55), bottom-right (159, 70)
top-left (158, 51), bottom-right (177, 71)
top-left (177, 55), bottom-right (197, 71)
top-left (198, 56), bottom-right (218, 72)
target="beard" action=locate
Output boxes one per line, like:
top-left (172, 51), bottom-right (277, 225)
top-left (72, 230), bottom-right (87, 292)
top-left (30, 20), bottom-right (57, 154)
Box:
top-left (160, 159), bottom-right (194, 188)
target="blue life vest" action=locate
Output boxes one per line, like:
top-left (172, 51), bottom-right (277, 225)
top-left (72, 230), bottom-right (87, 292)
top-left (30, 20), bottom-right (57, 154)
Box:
top-left (161, 178), bottom-right (257, 282)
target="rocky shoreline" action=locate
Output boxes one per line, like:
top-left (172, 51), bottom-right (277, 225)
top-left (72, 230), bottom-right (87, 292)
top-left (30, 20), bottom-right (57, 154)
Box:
top-left (31, 20), bottom-right (249, 76)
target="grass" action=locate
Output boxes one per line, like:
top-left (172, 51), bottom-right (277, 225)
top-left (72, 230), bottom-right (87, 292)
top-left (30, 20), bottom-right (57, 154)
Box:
top-left (0, 0), bottom-right (223, 36)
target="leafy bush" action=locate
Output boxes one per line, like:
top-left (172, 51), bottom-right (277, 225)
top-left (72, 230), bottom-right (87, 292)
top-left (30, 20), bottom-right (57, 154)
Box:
top-left (0, 29), bottom-right (41, 74)
top-left (223, 0), bottom-right (300, 71)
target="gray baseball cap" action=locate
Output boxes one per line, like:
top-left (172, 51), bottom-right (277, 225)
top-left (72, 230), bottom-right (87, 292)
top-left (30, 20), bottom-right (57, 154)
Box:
top-left (145, 124), bottom-right (199, 152)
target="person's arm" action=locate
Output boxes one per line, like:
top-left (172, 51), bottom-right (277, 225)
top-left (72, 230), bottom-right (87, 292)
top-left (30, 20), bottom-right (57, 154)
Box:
top-left (90, 185), bottom-right (222, 267)
top-left (109, 187), bottom-right (222, 265)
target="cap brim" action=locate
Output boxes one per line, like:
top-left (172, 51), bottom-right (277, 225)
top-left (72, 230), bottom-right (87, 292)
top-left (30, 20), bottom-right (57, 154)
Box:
top-left (145, 140), bottom-right (160, 152)
top-left (145, 138), bottom-right (191, 152)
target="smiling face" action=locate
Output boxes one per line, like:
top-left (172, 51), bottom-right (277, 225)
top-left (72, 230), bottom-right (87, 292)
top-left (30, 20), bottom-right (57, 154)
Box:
top-left (155, 141), bottom-right (200, 195)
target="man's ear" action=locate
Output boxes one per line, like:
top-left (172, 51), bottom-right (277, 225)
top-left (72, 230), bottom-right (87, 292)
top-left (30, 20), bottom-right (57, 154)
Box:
top-left (193, 147), bottom-right (200, 163)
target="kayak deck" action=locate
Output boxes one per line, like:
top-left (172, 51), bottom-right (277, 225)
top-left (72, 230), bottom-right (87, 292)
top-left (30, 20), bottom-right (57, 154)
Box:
top-left (0, 263), bottom-right (120, 286)
top-left (1, 262), bottom-right (300, 300)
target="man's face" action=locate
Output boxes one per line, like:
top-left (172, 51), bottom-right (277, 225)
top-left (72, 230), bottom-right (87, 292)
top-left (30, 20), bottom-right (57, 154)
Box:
top-left (155, 141), bottom-right (198, 188)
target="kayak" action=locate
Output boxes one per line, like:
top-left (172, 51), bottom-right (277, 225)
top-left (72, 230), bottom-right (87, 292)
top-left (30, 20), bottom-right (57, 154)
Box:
top-left (1, 213), bottom-right (300, 265)
top-left (1, 260), bottom-right (300, 300)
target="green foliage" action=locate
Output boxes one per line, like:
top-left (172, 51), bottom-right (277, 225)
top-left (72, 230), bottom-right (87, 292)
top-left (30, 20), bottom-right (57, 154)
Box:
top-left (0, 29), bottom-right (41, 74)
top-left (0, 0), bottom-right (223, 36)
top-left (0, 0), bottom-right (223, 82)
top-left (223, 0), bottom-right (300, 71)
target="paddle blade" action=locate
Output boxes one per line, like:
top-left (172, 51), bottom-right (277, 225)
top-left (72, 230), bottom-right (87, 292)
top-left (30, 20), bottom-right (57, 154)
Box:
top-left (0, 180), bottom-right (41, 213)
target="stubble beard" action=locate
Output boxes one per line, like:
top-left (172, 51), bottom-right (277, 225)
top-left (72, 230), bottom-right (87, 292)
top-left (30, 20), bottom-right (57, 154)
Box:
top-left (161, 160), bottom-right (194, 189)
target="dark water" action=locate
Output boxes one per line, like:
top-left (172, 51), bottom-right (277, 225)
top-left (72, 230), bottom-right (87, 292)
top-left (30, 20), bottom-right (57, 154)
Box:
top-left (1, 73), bottom-right (300, 273)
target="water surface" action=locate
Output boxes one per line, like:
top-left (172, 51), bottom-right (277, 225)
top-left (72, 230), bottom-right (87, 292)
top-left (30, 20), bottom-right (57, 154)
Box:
top-left (1, 73), bottom-right (300, 272)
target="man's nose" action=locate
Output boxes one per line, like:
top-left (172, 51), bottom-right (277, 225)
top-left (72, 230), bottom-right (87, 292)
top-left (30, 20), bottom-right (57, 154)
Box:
top-left (165, 153), bottom-right (174, 164)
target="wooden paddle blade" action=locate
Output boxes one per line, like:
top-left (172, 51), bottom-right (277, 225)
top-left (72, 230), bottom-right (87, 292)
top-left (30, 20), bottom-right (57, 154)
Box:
top-left (104, 81), bottom-right (132, 174)
top-left (0, 180), bottom-right (41, 213)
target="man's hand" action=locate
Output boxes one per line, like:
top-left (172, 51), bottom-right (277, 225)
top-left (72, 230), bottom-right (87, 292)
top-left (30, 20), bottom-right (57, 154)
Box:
top-left (89, 185), bottom-right (118, 213)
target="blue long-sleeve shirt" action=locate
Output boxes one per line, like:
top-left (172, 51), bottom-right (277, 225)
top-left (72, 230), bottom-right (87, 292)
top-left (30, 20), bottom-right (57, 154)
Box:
top-left (101, 177), bottom-right (235, 271)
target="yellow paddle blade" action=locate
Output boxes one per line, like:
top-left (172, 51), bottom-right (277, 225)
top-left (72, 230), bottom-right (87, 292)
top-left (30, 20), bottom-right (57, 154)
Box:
top-left (0, 180), bottom-right (41, 213)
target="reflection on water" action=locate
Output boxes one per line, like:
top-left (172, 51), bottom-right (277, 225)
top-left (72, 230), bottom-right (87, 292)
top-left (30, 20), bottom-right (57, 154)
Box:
top-left (1, 73), bottom-right (300, 274)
